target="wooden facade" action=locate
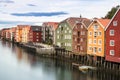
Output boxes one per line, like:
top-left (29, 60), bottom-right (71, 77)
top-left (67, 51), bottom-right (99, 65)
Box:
top-left (72, 19), bottom-right (91, 55)
top-left (87, 19), bottom-right (110, 57)
top-left (105, 8), bottom-right (120, 63)
top-left (29, 26), bottom-right (42, 43)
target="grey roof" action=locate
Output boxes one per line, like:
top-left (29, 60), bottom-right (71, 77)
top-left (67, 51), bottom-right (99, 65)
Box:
top-left (31, 26), bottom-right (42, 31)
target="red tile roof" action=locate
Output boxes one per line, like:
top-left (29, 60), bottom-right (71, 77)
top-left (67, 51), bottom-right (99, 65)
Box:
top-left (97, 19), bottom-right (110, 28)
top-left (61, 17), bottom-right (91, 28)
top-left (42, 22), bottom-right (59, 30)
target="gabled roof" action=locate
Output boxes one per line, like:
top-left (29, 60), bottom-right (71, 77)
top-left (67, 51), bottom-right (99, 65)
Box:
top-left (42, 22), bottom-right (59, 30)
top-left (82, 19), bottom-right (92, 28)
top-left (62, 17), bottom-right (86, 28)
top-left (105, 7), bottom-right (120, 30)
top-left (97, 19), bottom-right (110, 28)
top-left (17, 25), bottom-right (30, 29)
top-left (88, 18), bottom-right (110, 29)
top-left (30, 26), bottom-right (42, 31)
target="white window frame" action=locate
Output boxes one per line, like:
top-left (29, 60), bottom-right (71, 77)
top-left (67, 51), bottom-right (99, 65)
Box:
top-left (81, 38), bottom-right (83, 42)
top-left (94, 25), bottom-right (98, 30)
top-left (110, 30), bottom-right (114, 36)
top-left (81, 25), bottom-right (83, 29)
top-left (57, 35), bottom-right (59, 39)
top-left (98, 39), bottom-right (102, 45)
top-left (89, 31), bottom-right (92, 36)
top-left (94, 39), bottom-right (96, 44)
top-left (113, 21), bottom-right (117, 26)
top-left (110, 50), bottom-right (115, 56)
top-left (98, 31), bottom-right (102, 36)
top-left (110, 40), bottom-right (115, 46)
top-left (80, 46), bottom-right (83, 50)
top-left (98, 47), bottom-right (102, 53)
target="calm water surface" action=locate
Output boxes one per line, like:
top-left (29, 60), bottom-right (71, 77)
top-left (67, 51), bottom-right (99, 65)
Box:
top-left (0, 40), bottom-right (119, 80)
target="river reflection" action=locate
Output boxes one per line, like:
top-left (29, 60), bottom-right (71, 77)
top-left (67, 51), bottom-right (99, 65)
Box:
top-left (0, 40), bottom-right (120, 80)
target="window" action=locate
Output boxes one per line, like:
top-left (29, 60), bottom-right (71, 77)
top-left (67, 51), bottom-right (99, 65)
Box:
top-left (67, 27), bottom-right (69, 30)
top-left (94, 32), bottom-right (97, 37)
top-left (89, 32), bottom-right (92, 36)
top-left (93, 47), bottom-right (97, 53)
top-left (80, 46), bottom-right (83, 50)
top-left (57, 30), bottom-right (59, 33)
top-left (75, 46), bottom-right (77, 49)
top-left (81, 25), bottom-right (83, 29)
top-left (94, 39), bottom-right (96, 44)
top-left (61, 27), bottom-right (63, 31)
top-left (57, 35), bottom-right (59, 39)
top-left (74, 38), bottom-right (77, 41)
top-left (81, 31), bottom-right (85, 35)
top-left (110, 50), bottom-right (115, 56)
top-left (37, 39), bottom-right (39, 41)
top-left (77, 38), bottom-right (80, 43)
top-left (69, 30), bottom-right (71, 33)
top-left (98, 39), bottom-right (102, 45)
top-left (98, 48), bottom-right (102, 52)
top-left (81, 38), bottom-right (83, 42)
top-left (57, 42), bottom-right (61, 46)
top-left (78, 31), bottom-right (80, 36)
top-left (68, 35), bottom-right (71, 39)
top-left (98, 31), bottom-right (102, 36)
top-left (89, 47), bottom-right (92, 51)
top-left (37, 33), bottom-right (39, 35)
top-left (113, 21), bottom-right (117, 26)
top-left (94, 25), bottom-right (98, 30)
top-left (73, 32), bottom-right (76, 35)
top-left (110, 40), bottom-right (115, 46)
top-left (89, 39), bottom-right (92, 44)
top-left (36, 36), bottom-right (39, 38)
top-left (110, 30), bottom-right (114, 36)
top-left (65, 30), bottom-right (67, 33)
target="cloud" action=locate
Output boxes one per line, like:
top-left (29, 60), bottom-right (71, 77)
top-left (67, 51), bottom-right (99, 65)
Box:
top-left (27, 4), bottom-right (36, 7)
top-left (11, 12), bottom-right (68, 17)
top-left (0, 0), bottom-right (14, 3)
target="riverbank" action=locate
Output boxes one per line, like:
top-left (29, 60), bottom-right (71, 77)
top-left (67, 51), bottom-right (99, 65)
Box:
top-left (1, 38), bottom-right (120, 72)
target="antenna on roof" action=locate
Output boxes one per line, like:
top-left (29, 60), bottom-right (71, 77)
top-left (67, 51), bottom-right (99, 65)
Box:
top-left (80, 14), bottom-right (82, 18)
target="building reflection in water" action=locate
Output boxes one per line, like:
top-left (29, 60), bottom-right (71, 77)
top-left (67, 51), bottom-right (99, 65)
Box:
top-left (0, 40), bottom-right (120, 80)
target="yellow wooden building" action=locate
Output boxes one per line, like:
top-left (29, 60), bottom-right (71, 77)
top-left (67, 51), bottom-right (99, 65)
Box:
top-left (87, 18), bottom-right (110, 57)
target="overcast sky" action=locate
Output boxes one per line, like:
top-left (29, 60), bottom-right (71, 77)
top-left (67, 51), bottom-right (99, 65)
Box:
top-left (0, 0), bottom-right (120, 29)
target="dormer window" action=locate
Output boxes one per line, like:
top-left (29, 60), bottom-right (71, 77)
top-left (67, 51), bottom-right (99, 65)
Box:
top-left (113, 21), bottom-right (117, 26)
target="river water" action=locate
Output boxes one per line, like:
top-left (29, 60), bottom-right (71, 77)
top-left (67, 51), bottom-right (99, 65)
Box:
top-left (0, 40), bottom-right (119, 80)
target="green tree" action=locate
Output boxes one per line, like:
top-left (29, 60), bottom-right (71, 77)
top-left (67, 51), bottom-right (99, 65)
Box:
top-left (104, 5), bottom-right (120, 19)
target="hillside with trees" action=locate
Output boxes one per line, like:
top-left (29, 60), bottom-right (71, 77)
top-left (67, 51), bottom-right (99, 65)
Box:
top-left (104, 5), bottom-right (120, 19)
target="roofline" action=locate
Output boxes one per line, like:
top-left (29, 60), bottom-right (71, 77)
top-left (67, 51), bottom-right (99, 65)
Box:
top-left (105, 7), bottom-right (120, 31)
top-left (87, 19), bottom-right (108, 30)
top-left (72, 19), bottom-right (88, 30)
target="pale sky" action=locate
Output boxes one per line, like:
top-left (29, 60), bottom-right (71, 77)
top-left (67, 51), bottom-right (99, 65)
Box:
top-left (0, 0), bottom-right (120, 29)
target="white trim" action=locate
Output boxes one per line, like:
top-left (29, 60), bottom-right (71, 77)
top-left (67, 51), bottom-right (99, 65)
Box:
top-left (87, 19), bottom-right (105, 30)
top-left (105, 7), bottom-right (120, 31)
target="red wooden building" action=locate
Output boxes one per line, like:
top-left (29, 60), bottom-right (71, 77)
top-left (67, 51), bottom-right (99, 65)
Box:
top-left (105, 8), bottom-right (120, 63)
top-left (29, 26), bottom-right (42, 43)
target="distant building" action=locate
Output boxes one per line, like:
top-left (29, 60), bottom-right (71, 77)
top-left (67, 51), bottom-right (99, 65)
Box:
top-left (105, 8), bottom-right (120, 63)
top-left (21, 25), bottom-right (30, 43)
top-left (42, 22), bottom-right (58, 44)
top-left (28, 26), bottom-right (42, 43)
top-left (15, 25), bottom-right (23, 43)
top-left (1, 28), bottom-right (11, 40)
top-left (10, 27), bottom-right (16, 42)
